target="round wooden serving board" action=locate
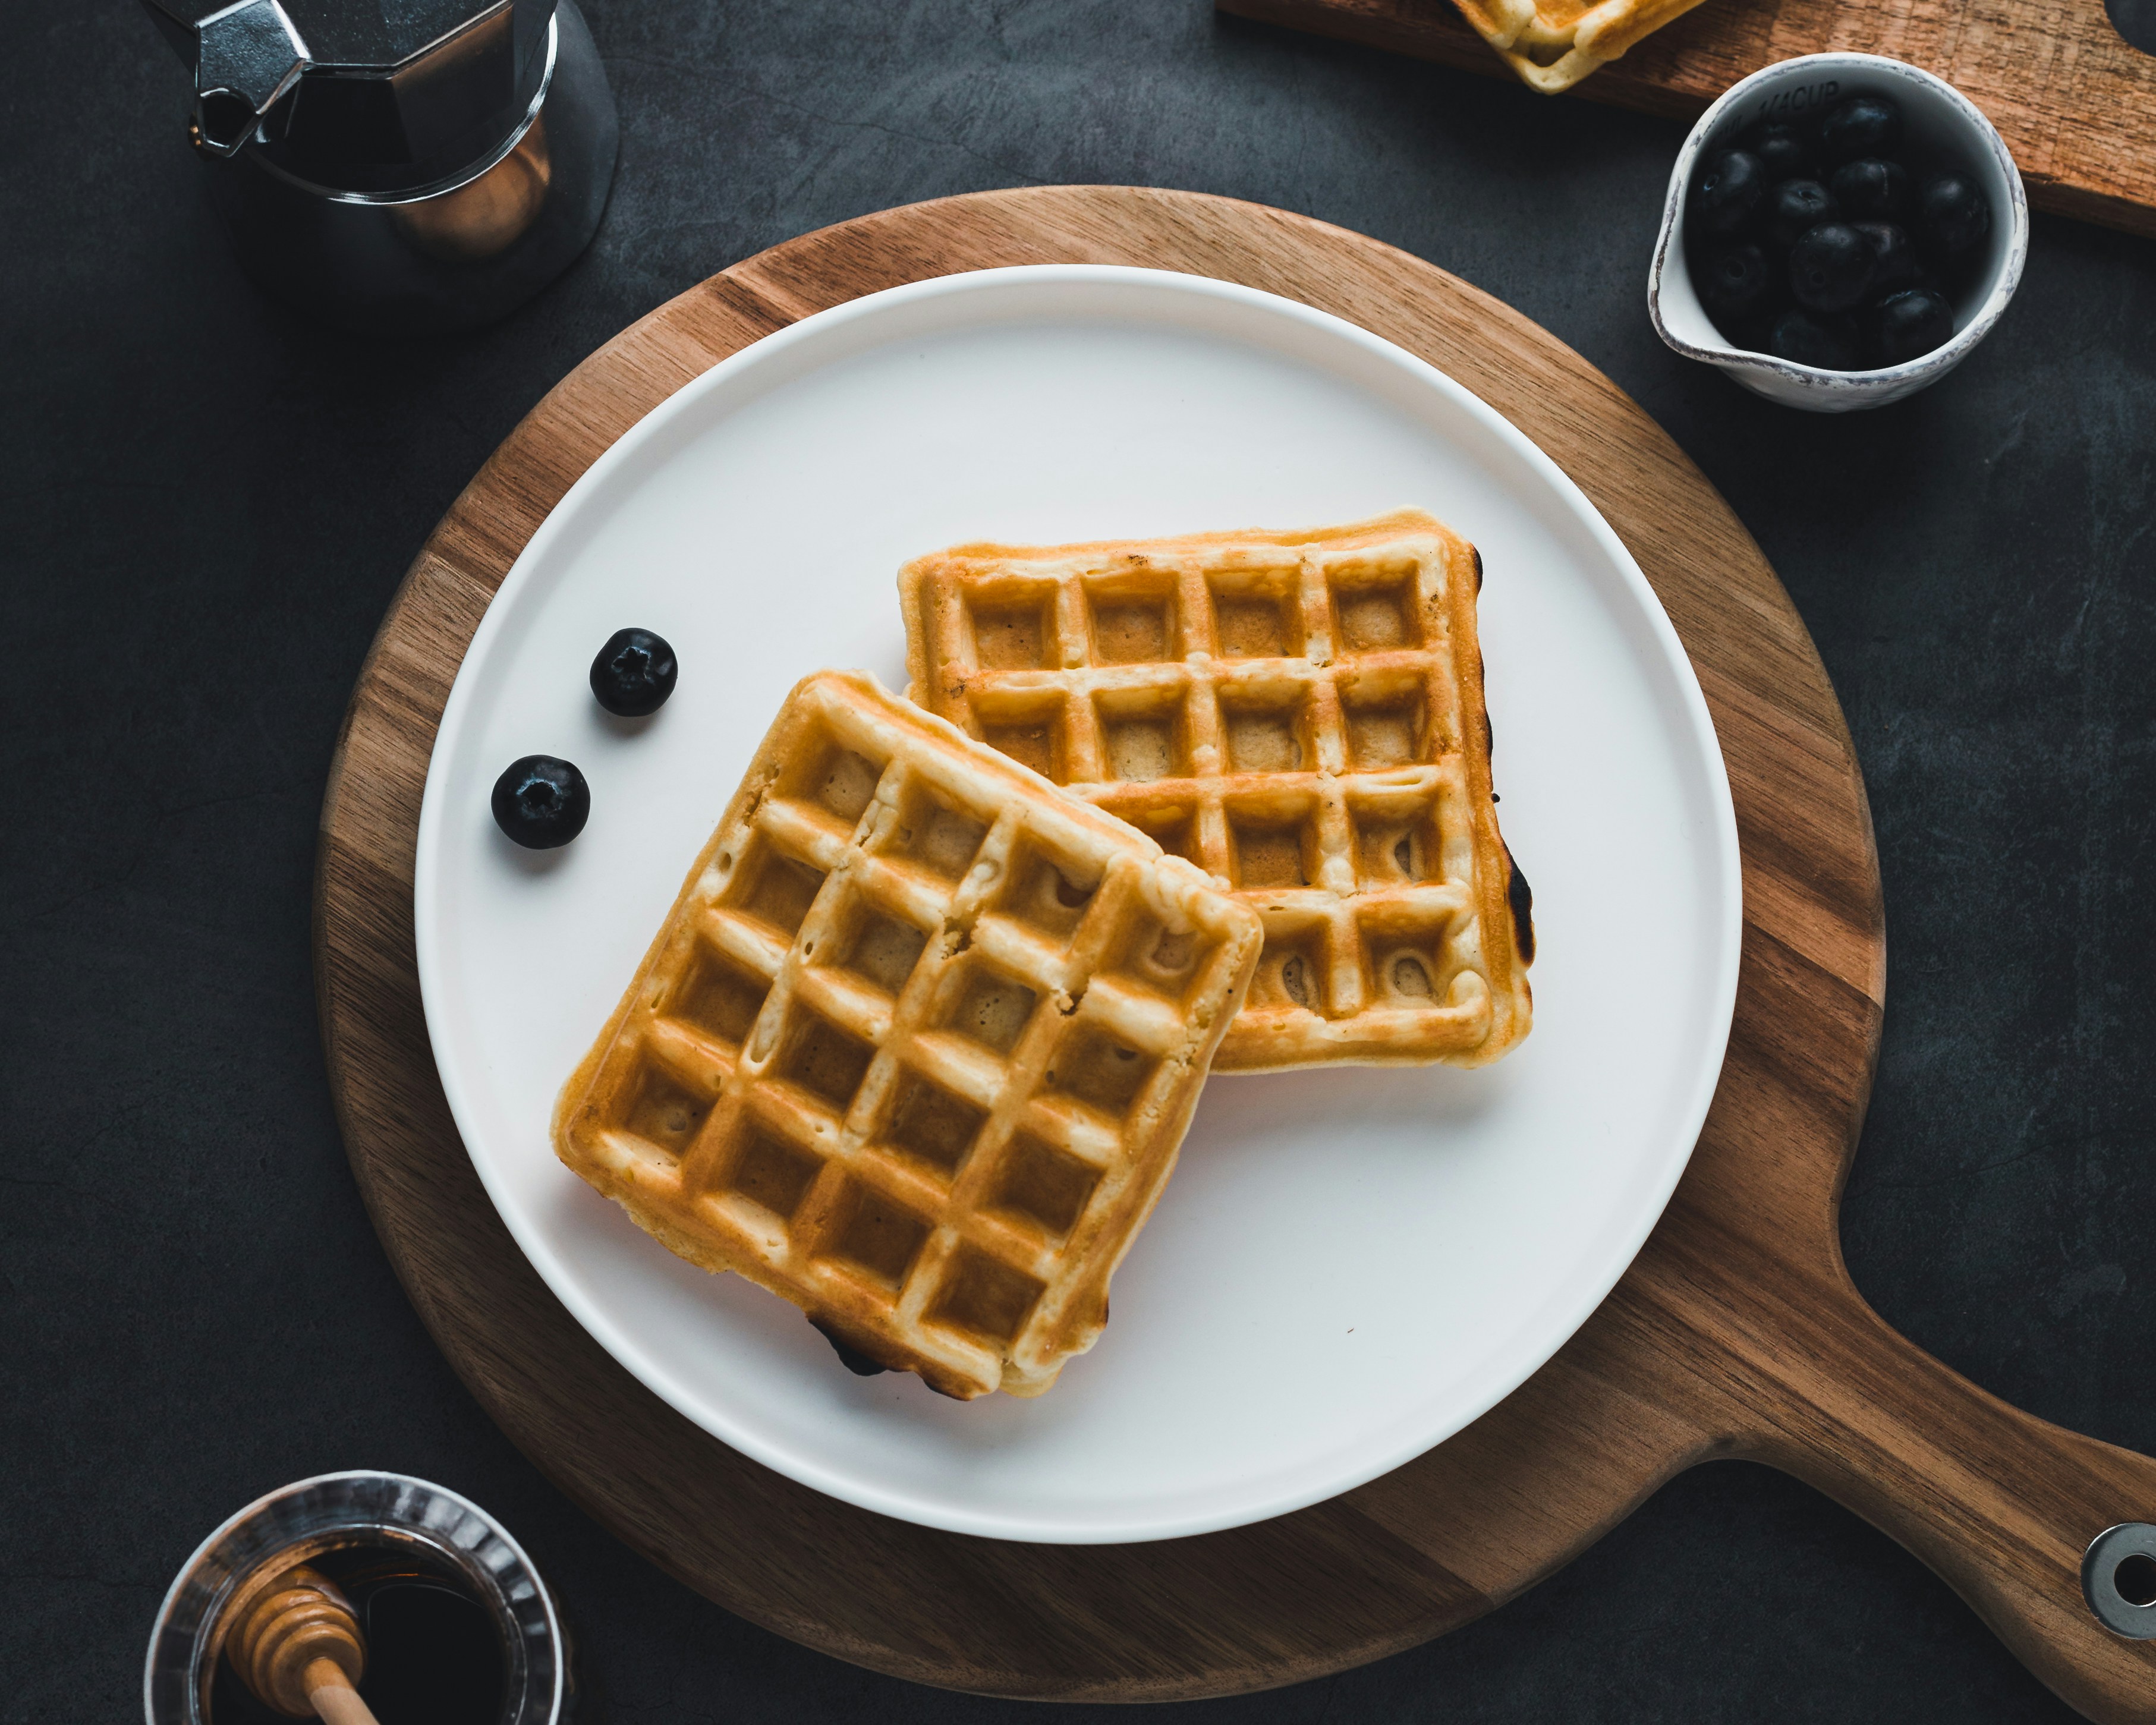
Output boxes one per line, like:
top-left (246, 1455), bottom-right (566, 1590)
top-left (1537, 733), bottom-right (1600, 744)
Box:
top-left (316, 187), bottom-right (2156, 1716)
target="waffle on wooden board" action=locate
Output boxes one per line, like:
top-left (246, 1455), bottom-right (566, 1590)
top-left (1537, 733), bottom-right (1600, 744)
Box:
top-left (553, 671), bottom-right (1263, 1400)
top-left (900, 509), bottom-right (1534, 1074)
top-left (1449, 0), bottom-right (1710, 92)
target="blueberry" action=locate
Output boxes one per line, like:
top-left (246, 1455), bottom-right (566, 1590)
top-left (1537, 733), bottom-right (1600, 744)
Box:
top-left (810, 1318), bottom-right (889, 1377)
top-left (1914, 174), bottom-right (1991, 259)
top-left (1829, 157), bottom-right (1909, 220)
top-left (1697, 241), bottom-right (1776, 322)
top-left (1764, 179), bottom-right (1838, 251)
top-left (1767, 309), bottom-right (1862, 371)
top-left (492, 756), bottom-right (590, 848)
top-left (1871, 288), bottom-right (1956, 364)
top-left (1852, 222), bottom-right (1921, 294)
top-left (1817, 95), bottom-right (1902, 165)
top-left (1745, 121), bottom-right (1814, 182)
top-left (590, 627), bottom-right (678, 717)
top-left (1787, 221), bottom-right (1875, 313)
top-left (1691, 149), bottom-right (1767, 237)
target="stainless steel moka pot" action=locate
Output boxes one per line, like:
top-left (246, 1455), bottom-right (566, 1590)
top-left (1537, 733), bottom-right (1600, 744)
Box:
top-left (140, 0), bottom-right (618, 332)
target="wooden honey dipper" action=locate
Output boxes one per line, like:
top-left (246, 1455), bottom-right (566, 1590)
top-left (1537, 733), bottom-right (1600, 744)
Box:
top-left (225, 1565), bottom-right (382, 1724)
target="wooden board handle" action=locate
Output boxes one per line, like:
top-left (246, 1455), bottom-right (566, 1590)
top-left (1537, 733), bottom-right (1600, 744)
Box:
top-left (1753, 1293), bottom-right (2156, 1721)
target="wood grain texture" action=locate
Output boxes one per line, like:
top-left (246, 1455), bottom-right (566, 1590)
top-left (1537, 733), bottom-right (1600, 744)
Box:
top-left (314, 187), bottom-right (2156, 1714)
top-left (1217, 0), bottom-right (2156, 238)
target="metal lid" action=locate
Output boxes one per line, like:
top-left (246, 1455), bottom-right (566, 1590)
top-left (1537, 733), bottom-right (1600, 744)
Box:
top-left (141, 0), bottom-right (556, 198)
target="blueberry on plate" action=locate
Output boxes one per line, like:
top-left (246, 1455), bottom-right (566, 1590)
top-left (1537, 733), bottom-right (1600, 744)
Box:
top-left (1691, 149), bottom-right (1767, 236)
top-left (590, 627), bottom-right (678, 717)
top-left (1767, 309), bottom-right (1862, 371)
top-left (1828, 157), bottom-right (1909, 220)
top-left (1745, 121), bottom-right (1813, 182)
top-left (1817, 95), bottom-right (1902, 165)
top-left (811, 1318), bottom-right (890, 1377)
top-left (1871, 288), bottom-right (1957, 364)
top-left (1852, 222), bottom-right (1921, 294)
top-left (1697, 241), bottom-right (1776, 321)
top-left (1764, 179), bottom-right (1838, 251)
top-left (1787, 221), bottom-right (1875, 313)
top-left (492, 756), bottom-right (590, 848)
top-left (1914, 174), bottom-right (1992, 259)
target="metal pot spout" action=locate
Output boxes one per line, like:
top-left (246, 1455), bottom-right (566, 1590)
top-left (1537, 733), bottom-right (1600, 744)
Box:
top-left (141, 0), bottom-right (311, 158)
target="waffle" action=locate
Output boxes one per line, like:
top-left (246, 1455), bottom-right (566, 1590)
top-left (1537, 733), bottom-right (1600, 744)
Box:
top-left (552, 670), bottom-right (1263, 1400)
top-left (1449, 0), bottom-right (1711, 92)
top-left (900, 509), bottom-right (1533, 1074)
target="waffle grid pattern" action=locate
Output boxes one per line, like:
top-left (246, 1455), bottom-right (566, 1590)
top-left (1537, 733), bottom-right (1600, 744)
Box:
top-left (553, 672), bottom-right (1261, 1400)
top-left (902, 510), bottom-right (1533, 1072)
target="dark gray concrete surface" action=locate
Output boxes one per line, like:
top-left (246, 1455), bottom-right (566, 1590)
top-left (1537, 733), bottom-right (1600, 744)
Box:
top-left (4, 2), bottom-right (2154, 1719)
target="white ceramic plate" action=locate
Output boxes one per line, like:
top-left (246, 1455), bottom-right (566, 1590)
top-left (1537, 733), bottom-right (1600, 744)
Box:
top-left (415, 266), bottom-right (1741, 1544)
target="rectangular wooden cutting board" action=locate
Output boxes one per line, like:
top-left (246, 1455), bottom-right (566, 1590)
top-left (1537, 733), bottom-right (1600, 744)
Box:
top-left (1218, 0), bottom-right (2156, 237)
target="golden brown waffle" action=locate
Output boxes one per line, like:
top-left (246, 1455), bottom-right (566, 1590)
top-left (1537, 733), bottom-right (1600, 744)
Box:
top-left (552, 670), bottom-right (1263, 1400)
top-left (1449, 0), bottom-right (1711, 92)
top-left (901, 509), bottom-right (1533, 1074)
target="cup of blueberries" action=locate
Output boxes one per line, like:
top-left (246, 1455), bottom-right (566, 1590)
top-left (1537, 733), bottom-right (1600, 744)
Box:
top-left (1649, 53), bottom-right (2027, 411)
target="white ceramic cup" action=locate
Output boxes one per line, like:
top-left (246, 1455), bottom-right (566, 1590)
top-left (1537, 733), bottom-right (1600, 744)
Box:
top-left (1647, 53), bottom-right (2029, 411)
